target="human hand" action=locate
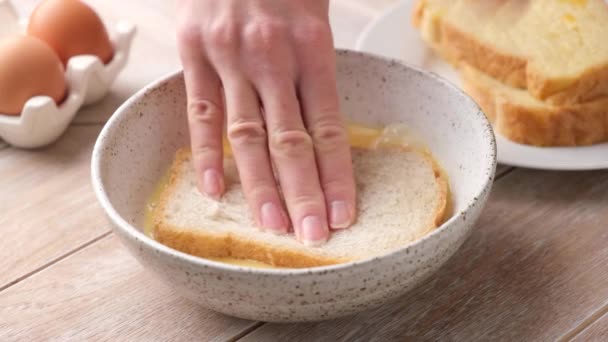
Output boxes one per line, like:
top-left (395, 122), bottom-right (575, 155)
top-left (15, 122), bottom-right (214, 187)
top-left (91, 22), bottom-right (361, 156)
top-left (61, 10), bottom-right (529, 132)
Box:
top-left (176, 0), bottom-right (355, 246)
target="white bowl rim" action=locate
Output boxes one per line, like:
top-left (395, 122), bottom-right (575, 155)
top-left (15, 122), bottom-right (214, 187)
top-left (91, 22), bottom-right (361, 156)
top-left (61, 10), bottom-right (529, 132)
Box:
top-left (91, 48), bottom-right (497, 277)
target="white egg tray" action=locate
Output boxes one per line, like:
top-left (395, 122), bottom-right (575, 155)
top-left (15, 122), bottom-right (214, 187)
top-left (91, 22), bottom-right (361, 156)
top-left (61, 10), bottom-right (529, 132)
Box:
top-left (0, 0), bottom-right (136, 148)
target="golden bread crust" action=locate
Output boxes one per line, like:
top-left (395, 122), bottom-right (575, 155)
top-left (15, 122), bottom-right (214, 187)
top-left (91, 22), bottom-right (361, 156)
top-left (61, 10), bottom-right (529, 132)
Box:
top-left (153, 147), bottom-right (449, 268)
top-left (535, 61), bottom-right (608, 106)
top-left (413, 0), bottom-right (608, 106)
top-left (439, 21), bottom-right (528, 89)
top-left (461, 66), bottom-right (608, 146)
top-left (153, 148), bottom-right (345, 267)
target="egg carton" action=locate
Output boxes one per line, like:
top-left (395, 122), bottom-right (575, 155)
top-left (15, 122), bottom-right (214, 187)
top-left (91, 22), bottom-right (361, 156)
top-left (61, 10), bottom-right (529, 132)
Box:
top-left (0, 0), bottom-right (136, 148)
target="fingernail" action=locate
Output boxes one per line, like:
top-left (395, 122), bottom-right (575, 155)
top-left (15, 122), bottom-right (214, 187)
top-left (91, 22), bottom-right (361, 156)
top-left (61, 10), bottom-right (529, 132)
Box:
top-left (330, 201), bottom-right (352, 229)
top-left (261, 202), bottom-right (287, 233)
top-left (300, 216), bottom-right (328, 247)
top-left (202, 169), bottom-right (222, 199)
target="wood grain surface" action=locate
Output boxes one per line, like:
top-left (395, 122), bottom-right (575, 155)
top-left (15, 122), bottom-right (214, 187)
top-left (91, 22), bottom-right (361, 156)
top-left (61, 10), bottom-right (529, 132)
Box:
top-left (240, 168), bottom-right (608, 341)
top-left (496, 165), bottom-right (511, 178)
top-left (0, 125), bottom-right (109, 290)
top-left (572, 310), bottom-right (608, 341)
top-left (0, 234), bottom-right (258, 342)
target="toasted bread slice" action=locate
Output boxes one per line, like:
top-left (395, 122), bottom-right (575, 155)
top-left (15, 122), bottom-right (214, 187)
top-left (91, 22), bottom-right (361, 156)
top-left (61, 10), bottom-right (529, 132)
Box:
top-left (461, 64), bottom-right (608, 146)
top-left (413, 0), bottom-right (608, 105)
top-left (153, 147), bottom-right (448, 268)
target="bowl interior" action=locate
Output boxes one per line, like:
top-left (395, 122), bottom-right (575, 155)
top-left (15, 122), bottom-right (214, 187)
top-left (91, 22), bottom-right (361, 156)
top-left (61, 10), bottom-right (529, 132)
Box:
top-left (94, 50), bottom-right (495, 259)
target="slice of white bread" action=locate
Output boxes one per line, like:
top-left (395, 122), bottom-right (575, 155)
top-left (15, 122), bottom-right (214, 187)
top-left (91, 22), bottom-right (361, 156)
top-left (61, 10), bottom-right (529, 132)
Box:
top-left (412, 0), bottom-right (608, 105)
top-left (153, 147), bottom-right (448, 268)
top-left (461, 64), bottom-right (608, 146)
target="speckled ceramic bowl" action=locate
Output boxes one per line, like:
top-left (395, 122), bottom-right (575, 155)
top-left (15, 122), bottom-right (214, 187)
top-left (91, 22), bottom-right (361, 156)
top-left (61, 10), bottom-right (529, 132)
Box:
top-left (91, 50), bottom-right (496, 322)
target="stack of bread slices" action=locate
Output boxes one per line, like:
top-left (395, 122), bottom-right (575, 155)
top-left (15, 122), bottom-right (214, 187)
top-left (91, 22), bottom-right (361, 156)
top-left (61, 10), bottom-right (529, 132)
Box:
top-left (413, 0), bottom-right (608, 146)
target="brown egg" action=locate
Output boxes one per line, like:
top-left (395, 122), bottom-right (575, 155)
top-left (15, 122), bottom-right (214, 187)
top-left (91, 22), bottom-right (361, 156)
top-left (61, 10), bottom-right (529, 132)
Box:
top-left (27, 0), bottom-right (114, 65)
top-left (0, 36), bottom-right (66, 116)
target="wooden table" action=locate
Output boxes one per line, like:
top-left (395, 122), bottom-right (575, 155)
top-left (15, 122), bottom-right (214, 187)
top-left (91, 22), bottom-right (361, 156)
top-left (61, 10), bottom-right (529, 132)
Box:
top-left (2, 1), bottom-right (608, 341)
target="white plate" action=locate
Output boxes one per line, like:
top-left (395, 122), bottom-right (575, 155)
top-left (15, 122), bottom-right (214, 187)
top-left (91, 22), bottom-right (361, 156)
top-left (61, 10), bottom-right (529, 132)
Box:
top-left (355, 0), bottom-right (608, 170)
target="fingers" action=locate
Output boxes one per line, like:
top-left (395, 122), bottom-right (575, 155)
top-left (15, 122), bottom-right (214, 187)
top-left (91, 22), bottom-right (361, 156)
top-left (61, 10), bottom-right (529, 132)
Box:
top-left (256, 76), bottom-right (330, 246)
top-left (206, 20), bottom-right (290, 234)
top-left (296, 21), bottom-right (356, 230)
top-left (177, 31), bottom-right (225, 199)
top-left (177, 12), bottom-right (348, 246)
top-left (222, 74), bottom-right (290, 234)
top-left (233, 19), bottom-right (330, 244)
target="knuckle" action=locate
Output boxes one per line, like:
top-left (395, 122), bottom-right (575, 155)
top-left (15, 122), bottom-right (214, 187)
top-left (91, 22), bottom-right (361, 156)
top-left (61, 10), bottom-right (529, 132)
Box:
top-left (188, 100), bottom-right (221, 125)
top-left (205, 22), bottom-right (236, 48)
top-left (269, 129), bottom-right (314, 158)
top-left (288, 194), bottom-right (326, 214)
top-left (245, 183), bottom-right (279, 202)
top-left (177, 24), bottom-right (202, 47)
top-left (227, 119), bottom-right (267, 146)
top-left (192, 144), bottom-right (221, 160)
top-left (244, 19), bottom-right (287, 48)
top-left (243, 20), bottom-right (291, 78)
top-left (293, 19), bottom-right (331, 47)
top-left (309, 120), bottom-right (348, 151)
top-left (322, 177), bottom-right (355, 198)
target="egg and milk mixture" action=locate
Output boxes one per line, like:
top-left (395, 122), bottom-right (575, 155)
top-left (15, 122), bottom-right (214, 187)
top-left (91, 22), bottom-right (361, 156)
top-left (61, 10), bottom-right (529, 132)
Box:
top-left (144, 123), bottom-right (431, 269)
